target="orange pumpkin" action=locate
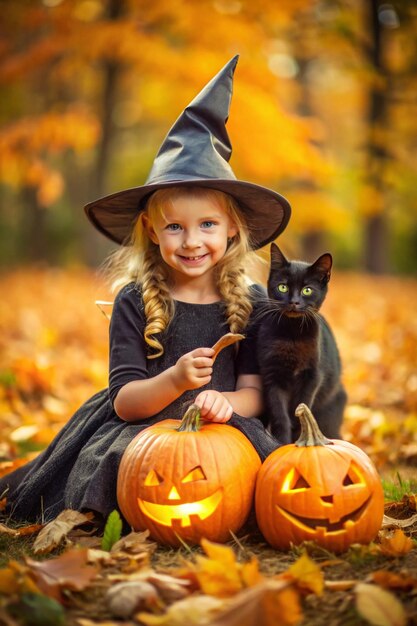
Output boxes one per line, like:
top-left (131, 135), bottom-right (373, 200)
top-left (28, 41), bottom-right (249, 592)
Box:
top-left (117, 404), bottom-right (261, 546)
top-left (255, 404), bottom-right (384, 553)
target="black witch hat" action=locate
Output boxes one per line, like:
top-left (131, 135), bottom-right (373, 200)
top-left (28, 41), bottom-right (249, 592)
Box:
top-left (84, 55), bottom-right (291, 249)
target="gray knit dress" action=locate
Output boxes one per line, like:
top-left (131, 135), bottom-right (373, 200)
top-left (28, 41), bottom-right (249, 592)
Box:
top-left (0, 283), bottom-right (280, 523)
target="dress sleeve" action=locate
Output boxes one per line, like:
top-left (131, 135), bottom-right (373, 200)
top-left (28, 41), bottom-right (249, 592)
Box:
top-left (235, 283), bottom-right (266, 377)
top-left (108, 283), bottom-right (148, 406)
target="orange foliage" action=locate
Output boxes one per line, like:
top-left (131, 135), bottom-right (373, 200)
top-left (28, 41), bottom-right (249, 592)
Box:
top-left (0, 268), bottom-right (416, 475)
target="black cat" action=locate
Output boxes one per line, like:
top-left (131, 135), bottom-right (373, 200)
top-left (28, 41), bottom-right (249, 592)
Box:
top-left (257, 243), bottom-right (347, 444)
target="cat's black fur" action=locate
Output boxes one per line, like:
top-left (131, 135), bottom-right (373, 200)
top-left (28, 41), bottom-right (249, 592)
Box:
top-left (257, 243), bottom-right (347, 444)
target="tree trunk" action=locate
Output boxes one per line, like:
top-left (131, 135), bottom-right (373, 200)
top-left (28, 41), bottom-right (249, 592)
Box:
top-left (21, 186), bottom-right (48, 264)
top-left (362, 0), bottom-right (390, 273)
top-left (294, 20), bottom-right (325, 258)
top-left (81, 0), bottom-right (125, 266)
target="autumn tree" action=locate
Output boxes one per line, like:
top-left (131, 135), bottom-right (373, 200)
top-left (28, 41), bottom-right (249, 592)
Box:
top-left (0, 0), bottom-right (416, 270)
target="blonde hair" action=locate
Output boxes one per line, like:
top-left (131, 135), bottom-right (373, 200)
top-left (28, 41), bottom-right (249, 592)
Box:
top-left (107, 186), bottom-right (254, 358)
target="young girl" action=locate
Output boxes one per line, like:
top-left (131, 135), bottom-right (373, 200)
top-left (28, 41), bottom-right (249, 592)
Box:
top-left (0, 56), bottom-right (291, 523)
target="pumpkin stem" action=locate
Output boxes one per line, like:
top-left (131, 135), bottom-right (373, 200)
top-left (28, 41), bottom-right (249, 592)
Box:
top-left (295, 403), bottom-right (332, 447)
top-left (177, 404), bottom-right (202, 432)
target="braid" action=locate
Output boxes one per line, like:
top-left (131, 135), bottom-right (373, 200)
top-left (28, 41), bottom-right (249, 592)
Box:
top-left (217, 249), bottom-right (253, 334)
top-left (141, 247), bottom-right (174, 359)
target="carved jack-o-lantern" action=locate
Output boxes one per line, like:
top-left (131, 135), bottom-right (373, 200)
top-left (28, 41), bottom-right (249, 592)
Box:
top-left (117, 404), bottom-right (261, 546)
top-left (255, 404), bottom-right (384, 553)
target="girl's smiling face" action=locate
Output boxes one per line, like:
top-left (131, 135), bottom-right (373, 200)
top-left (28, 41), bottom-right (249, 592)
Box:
top-left (144, 194), bottom-right (238, 285)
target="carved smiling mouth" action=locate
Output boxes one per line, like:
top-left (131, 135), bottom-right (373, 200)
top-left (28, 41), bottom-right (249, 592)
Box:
top-left (138, 489), bottom-right (222, 527)
top-left (276, 496), bottom-right (371, 534)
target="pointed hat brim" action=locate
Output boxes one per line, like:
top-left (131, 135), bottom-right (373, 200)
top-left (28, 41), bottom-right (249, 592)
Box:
top-left (84, 56), bottom-right (291, 249)
top-left (85, 178), bottom-right (291, 249)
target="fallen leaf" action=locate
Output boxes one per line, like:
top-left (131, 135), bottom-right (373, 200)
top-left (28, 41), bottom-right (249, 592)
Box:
top-left (33, 509), bottom-right (94, 554)
top-left (355, 582), bottom-right (407, 626)
top-left (0, 522), bottom-right (43, 537)
top-left (371, 570), bottom-right (417, 590)
top-left (205, 579), bottom-right (300, 626)
top-left (15, 523), bottom-right (44, 536)
top-left (382, 513), bottom-right (417, 529)
top-left (144, 572), bottom-right (191, 603)
top-left (0, 522), bottom-right (18, 535)
top-left (0, 561), bottom-right (40, 595)
top-left (77, 621), bottom-right (130, 626)
top-left (0, 458), bottom-right (28, 478)
top-left (111, 529), bottom-right (156, 554)
top-left (324, 580), bottom-right (357, 591)
top-left (26, 547), bottom-right (98, 600)
top-left (282, 551), bottom-right (324, 596)
top-left (137, 594), bottom-right (225, 626)
top-left (107, 580), bottom-right (160, 618)
top-left (0, 565), bottom-right (21, 594)
top-left (379, 529), bottom-right (414, 556)
top-left (192, 539), bottom-right (262, 597)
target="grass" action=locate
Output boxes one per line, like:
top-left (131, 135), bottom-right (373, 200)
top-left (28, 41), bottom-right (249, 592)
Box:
top-left (382, 471), bottom-right (417, 501)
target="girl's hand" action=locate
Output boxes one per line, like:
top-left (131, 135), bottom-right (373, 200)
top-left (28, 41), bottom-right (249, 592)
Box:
top-left (194, 390), bottom-right (233, 423)
top-left (171, 347), bottom-right (214, 392)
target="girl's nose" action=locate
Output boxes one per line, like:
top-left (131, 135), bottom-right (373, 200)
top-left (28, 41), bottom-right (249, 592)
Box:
top-left (181, 232), bottom-right (202, 249)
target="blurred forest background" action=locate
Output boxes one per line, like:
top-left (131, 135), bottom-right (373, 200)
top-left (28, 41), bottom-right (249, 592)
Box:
top-left (1, 0), bottom-right (417, 273)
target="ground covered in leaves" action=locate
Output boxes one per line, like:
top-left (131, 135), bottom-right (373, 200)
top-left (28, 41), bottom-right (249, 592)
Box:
top-left (0, 267), bottom-right (417, 626)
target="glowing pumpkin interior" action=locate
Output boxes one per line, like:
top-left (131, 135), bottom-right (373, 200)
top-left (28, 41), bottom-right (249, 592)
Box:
top-left (277, 459), bottom-right (373, 534)
top-left (138, 465), bottom-right (223, 527)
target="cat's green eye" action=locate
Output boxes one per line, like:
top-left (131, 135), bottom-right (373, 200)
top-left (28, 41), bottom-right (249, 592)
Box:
top-left (277, 284), bottom-right (288, 293)
top-left (302, 286), bottom-right (313, 296)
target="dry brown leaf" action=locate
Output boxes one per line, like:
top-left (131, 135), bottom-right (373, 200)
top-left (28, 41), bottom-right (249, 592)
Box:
top-left (77, 617), bottom-right (126, 626)
top-left (0, 521), bottom-right (43, 537)
top-left (33, 509), bottom-right (94, 554)
top-left (0, 522), bottom-right (19, 536)
top-left (324, 580), bottom-right (358, 591)
top-left (26, 547), bottom-right (98, 600)
top-left (206, 579), bottom-right (300, 626)
top-left (145, 572), bottom-right (191, 603)
top-left (111, 529), bottom-right (156, 554)
top-left (371, 570), bottom-right (417, 590)
top-left (379, 529), bottom-right (414, 556)
top-left (137, 594), bottom-right (225, 626)
top-left (211, 333), bottom-right (245, 361)
top-left (355, 582), bottom-right (407, 626)
top-left (382, 513), bottom-right (417, 529)
top-left (107, 580), bottom-right (161, 618)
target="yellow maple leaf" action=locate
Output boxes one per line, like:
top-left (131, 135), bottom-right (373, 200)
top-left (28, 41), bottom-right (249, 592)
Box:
top-left (193, 539), bottom-right (263, 598)
top-left (380, 529), bottom-right (414, 556)
top-left (282, 552), bottom-right (324, 596)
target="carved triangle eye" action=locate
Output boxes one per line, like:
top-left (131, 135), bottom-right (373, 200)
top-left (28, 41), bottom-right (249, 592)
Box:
top-left (144, 469), bottom-right (164, 486)
top-left (294, 474), bottom-right (311, 490)
top-left (182, 466), bottom-right (206, 483)
top-left (281, 467), bottom-right (311, 492)
top-left (343, 463), bottom-right (366, 487)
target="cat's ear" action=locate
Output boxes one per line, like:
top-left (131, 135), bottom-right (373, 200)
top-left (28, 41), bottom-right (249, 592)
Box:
top-left (270, 243), bottom-right (289, 268)
top-left (311, 253), bottom-right (332, 282)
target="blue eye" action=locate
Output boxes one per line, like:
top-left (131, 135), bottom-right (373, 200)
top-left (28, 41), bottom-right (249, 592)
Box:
top-left (302, 286), bottom-right (313, 296)
top-left (201, 221), bottom-right (216, 229)
top-left (277, 284), bottom-right (288, 293)
top-left (166, 223), bottom-right (182, 231)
